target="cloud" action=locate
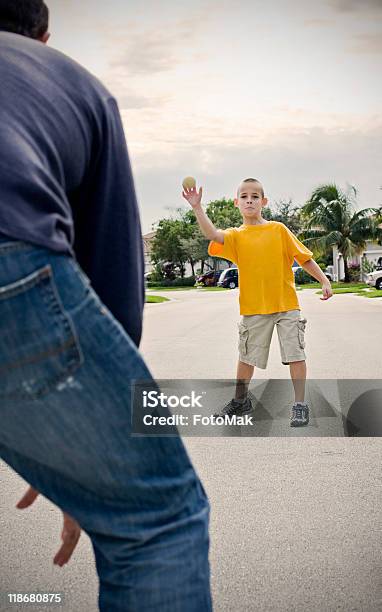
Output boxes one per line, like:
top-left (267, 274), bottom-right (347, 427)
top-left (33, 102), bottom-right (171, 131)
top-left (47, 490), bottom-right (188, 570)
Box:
top-left (116, 92), bottom-right (171, 110)
top-left (112, 33), bottom-right (178, 76)
top-left (303, 18), bottom-right (334, 27)
top-left (124, 116), bottom-right (382, 233)
top-left (101, 76), bottom-right (171, 109)
top-left (348, 33), bottom-right (382, 54)
top-left (99, 12), bottom-right (211, 109)
top-left (120, 106), bottom-right (382, 162)
top-left (327, 0), bottom-right (382, 15)
top-left (109, 16), bottom-right (205, 76)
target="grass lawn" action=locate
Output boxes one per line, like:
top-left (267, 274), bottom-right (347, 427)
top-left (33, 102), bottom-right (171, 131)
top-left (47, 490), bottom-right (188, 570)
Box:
top-left (353, 289), bottom-right (382, 299)
top-left (146, 286), bottom-right (196, 291)
top-left (199, 286), bottom-right (228, 291)
top-left (313, 284), bottom-right (382, 298)
top-left (147, 285), bottom-right (229, 291)
top-left (315, 287), bottom-right (367, 295)
top-left (146, 295), bottom-right (170, 303)
top-left (298, 282), bottom-right (368, 289)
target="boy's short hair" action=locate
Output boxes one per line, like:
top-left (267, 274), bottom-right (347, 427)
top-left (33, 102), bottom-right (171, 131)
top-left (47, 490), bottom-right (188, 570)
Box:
top-left (0, 0), bottom-right (49, 39)
top-left (237, 178), bottom-right (265, 198)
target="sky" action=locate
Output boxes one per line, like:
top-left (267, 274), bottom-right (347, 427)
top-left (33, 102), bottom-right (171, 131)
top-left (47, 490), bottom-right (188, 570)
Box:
top-left (47, 0), bottom-right (382, 234)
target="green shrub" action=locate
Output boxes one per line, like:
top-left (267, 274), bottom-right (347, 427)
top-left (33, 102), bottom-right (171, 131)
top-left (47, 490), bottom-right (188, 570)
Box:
top-left (348, 264), bottom-right (361, 283)
top-left (147, 276), bottom-right (196, 287)
top-left (294, 268), bottom-right (313, 284)
top-left (149, 263), bottom-right (165, 282)
top-left (171, 276), bottom-right (196, 286)
top-left (361, 258), bottom-right (375, 274)
top-left (147, 279), bottom-right (173, 287)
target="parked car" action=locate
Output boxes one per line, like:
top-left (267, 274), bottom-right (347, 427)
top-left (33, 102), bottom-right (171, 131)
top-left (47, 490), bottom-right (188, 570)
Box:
top-left (292, 265), bottom-right (302, 276)
top-left (292, 264), bottom-right (333, 281)
top-left (324, 265), bottom-right (334, 281)
top-left (366, 269), bottom-right (382, 290)
top-left (195, 270), bottom-right (222, 286)
top-left (217, 267), bottom-right (238, 289)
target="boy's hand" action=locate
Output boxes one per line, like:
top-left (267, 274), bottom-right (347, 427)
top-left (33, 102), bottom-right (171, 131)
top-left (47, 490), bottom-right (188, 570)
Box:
top-left (182, 185), bottom-right (203, 209)
top-left (320, 280), bottom-right (333, 300)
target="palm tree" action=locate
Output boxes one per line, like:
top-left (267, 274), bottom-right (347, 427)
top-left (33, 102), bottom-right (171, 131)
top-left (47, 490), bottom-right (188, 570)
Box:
top-left (300, 183), bottom-right (380, 282)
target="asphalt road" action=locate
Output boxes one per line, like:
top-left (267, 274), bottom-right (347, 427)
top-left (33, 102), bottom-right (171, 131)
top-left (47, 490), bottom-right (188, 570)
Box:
top-left (141, 287), bottom-right (382, 379)
top-left (1, 288), bottom-right (381, 611)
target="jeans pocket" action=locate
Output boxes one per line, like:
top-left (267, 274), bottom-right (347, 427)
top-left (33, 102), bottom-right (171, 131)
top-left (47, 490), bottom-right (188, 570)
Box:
top-left (0, 264), bottom-right (84, 400)
top-left (297, 318), bottom-right (307, 349)
top-left (238, 322), bottom-right (249, 356)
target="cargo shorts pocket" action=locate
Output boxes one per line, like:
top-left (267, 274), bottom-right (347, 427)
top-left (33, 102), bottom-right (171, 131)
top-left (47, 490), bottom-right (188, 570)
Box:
top-left (297, 317), bottom-right (307, 349)
top-left (237, 322), bottom-right (249, 356)
top-left (0, 264), bottom-right (84, 401)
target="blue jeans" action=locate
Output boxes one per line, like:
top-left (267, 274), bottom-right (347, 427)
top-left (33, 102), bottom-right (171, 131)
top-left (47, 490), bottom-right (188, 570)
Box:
top-left (0, 237), bottom-right (212, 611)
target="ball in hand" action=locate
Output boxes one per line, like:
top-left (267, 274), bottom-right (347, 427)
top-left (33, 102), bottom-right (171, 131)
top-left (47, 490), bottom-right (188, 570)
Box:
top-left (182, 176), bottom-right (196, 190)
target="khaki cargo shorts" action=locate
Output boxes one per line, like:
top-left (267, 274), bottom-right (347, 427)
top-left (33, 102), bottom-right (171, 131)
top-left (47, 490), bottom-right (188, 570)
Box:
top-left (237, 309), bottom-right (307, 369)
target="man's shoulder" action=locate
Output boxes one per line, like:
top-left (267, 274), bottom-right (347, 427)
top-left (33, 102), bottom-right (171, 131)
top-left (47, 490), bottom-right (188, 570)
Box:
top-left (0, 32), bottom-right (112, 103)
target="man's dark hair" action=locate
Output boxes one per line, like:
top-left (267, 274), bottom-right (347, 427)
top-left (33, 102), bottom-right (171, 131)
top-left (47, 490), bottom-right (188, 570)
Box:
top-left (0, 0), bottom-right (49, 39)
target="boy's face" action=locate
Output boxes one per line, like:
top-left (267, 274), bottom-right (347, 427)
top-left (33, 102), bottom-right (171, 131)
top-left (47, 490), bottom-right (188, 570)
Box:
top-left (234, 182), bottom-right (268, 219)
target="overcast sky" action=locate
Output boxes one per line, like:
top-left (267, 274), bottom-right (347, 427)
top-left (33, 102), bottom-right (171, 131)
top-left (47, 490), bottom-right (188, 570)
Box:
top-left (47, 0), bottom-right (382, 234)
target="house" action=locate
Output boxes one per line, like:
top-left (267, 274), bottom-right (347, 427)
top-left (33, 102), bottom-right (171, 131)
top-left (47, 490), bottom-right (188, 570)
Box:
top-left (332, 241), bottom-right (382, 281)
top-left (142, 230), bottom-right (157, 273)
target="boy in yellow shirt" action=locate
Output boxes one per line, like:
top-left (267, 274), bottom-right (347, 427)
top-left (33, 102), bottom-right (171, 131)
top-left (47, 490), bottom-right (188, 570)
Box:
top-left (182, 177), bottom-right (333, 426)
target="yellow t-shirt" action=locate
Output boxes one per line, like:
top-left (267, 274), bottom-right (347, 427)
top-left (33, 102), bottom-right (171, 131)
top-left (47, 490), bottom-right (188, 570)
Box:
top-left (208, 221), bottom-right (313, 315)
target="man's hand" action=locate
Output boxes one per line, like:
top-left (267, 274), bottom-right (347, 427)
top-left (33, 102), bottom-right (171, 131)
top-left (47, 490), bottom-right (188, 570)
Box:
top-left (182, 185), bottom-right (203, 209)
top-left (320, 280), bottom-right (333, 300)
top-left (16, 486), bottom-right (81, 567)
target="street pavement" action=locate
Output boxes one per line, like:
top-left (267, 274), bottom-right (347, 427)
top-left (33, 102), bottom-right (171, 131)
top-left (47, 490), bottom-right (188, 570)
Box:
top-left (1, 288), bottom-right (381, 611)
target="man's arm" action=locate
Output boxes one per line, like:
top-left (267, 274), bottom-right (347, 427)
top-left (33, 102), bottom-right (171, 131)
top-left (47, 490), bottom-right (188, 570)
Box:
top-left (72, 97), bottom-right (145, 347)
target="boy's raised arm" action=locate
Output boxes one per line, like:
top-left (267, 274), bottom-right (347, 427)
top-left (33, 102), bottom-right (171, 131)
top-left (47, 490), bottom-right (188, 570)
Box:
top-left (182, 184), bottom-right (224, 244)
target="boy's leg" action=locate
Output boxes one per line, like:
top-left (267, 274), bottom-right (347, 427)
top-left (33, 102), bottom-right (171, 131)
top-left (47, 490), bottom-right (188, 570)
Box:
top-left (235, 360), bottom-right (255, 401)
top-left (276, 311), bottom-right (309, 425)
top-left (213, 315), bottom-right (271, 417)
top-left (289, 360), bottom-right (307, 403)
top-left (235, 314), bottom-right (273, 401)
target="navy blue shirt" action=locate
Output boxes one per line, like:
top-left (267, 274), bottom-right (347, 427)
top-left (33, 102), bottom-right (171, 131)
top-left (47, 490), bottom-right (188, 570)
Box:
top-left (0, 32), bottom-right (145, 347)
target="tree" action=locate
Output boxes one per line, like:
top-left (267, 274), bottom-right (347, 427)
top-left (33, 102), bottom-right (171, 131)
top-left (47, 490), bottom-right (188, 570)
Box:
top-left (150, 219), bottom-right (190, 278)
top-left (205, 198), bottom-right (243, 228)
top-left (300, 183), bottom-right (380, 282)
top-left (179, 199), bottom-right (245, 273)
top-left (179, 228), bottom-right (210, 276)
top-left (269, 198), bottom-right (302, 234)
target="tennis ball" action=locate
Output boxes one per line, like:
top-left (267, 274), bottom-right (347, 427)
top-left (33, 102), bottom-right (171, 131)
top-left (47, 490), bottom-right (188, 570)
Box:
top-left (182, 176), bottom-right (196, 190)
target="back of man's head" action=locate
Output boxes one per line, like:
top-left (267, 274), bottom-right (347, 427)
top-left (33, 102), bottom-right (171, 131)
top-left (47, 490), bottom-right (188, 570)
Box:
top-left (0, 0), bottom-right (49, 40)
